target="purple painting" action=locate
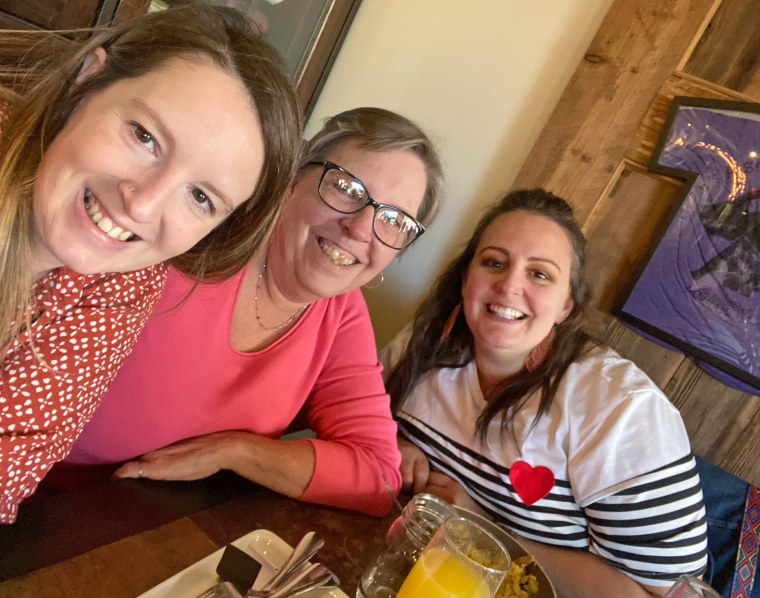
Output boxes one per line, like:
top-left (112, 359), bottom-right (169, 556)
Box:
top-left (617, 96), bottom-right (760, 395)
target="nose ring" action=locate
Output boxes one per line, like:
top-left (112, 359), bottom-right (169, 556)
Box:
top-left (129, 186), bottom-right (135, 192)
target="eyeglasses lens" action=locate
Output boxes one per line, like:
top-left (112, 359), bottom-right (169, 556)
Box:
top-left (375, 207), bottom-right (417, 249)
top-left (318, 166), bottom-right (420, 249)
top-left (319, 168), bottom-right (367, 211)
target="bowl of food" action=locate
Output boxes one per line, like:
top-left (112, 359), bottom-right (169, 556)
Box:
top-left (454, 507), bottom-right (556, 598)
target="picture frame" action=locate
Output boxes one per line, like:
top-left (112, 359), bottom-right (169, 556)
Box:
top-left (143, 0), bottom-right (362, 116)
top-left (616, 96), bottom-right (760, 394)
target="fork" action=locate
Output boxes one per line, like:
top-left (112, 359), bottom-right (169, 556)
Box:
top-left (197, 565), bottom-right (338, 598)
top-left (196, 531), bottom-right (325, 598)
top-left (246, 562), bottom-right (335, 598)
top-left (258, 531), bottom-right (324, 593)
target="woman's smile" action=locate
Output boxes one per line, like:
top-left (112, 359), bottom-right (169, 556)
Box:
top-left (84, 190), bottom-right (139, 242)
top-left (485, 303), bottom-right (527, 320)
top-left (318, 236), bottom-right (358, 266)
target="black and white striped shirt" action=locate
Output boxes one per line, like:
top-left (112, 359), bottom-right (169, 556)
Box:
top-left (390, 345), bottom-right (708, 587)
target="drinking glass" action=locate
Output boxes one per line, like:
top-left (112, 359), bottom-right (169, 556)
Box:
top-left (395, 516), bottom-right (510, 598)
top-left (665, 575), bottom-right (721, 597)
top-left (356, 493), bottom-right (456, 598)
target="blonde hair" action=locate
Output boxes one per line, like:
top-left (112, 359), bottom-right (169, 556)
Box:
top-left (0, 3), bottom-right (303, 346)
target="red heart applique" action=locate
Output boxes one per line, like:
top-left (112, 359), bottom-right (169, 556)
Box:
top-left (509, 460), bottom-right (555, 506)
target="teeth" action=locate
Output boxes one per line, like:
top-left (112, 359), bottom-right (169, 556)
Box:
top-left (319, 238), bottom-right (356, 266)
top-left (98, 216), bottom-right (113, 233)
top-left (487, 305), bottom-right (526, 320)
top-left (107, 225), bottom-right (124, 239)
top-left (84, 190), bottom-right (137, 242)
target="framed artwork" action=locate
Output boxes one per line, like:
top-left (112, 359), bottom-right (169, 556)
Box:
top-left (150, 0), bottom-right (362, 115)
top-left (616, 96), bottom-right (760, 394)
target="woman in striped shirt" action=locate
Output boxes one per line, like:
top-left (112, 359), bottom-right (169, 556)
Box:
top-left (382, 188), bottom-right (708, 596)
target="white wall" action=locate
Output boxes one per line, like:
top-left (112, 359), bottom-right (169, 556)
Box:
top-left (307, 0), bottom-right (613, 348)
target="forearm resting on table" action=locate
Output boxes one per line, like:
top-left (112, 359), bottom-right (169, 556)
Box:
top-left (225, 432), bottom-right (316, 498)
top-left (117, 430), bottom-right (318, 498)
top-left (515, 536), bottom-right (667, 598)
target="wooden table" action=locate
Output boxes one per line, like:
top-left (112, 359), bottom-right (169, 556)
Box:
top-left (0, 472), bottom-right (395, 597)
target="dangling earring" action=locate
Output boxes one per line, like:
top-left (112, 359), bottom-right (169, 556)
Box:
top-left (525, 326), bottom-right (556, 372)
top-left (364, 272), bottom-right (384, 290)
top-left (440, 302), bottom-right (462, 342)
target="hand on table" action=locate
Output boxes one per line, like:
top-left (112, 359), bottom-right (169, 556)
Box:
top-left (422, 471), bottom-right (484, 514)
top-left (399, 437), bottom-right (430, 494)
top-left (113, 430), bottom-right (317, 499)
top-left (398, 438), bottom-right (484, 514)
top-left (113, 431), bottom-right (244, 481)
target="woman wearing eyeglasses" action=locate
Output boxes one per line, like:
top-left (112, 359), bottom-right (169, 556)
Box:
top-left (61, 107), bottom-right (444, 517)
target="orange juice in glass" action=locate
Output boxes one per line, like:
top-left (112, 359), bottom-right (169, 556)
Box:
top-left (396, 516), bottom-right (510, 598)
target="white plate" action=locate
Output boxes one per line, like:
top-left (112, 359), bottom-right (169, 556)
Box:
top-left (139, 528), bottom-right (348, 598)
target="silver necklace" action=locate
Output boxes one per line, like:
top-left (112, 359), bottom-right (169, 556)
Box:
top-left (253, 262), bottom-right (307, 331)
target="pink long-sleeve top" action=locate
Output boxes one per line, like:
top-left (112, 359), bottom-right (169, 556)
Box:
top-left (66, 267), bottom-right (401, 516)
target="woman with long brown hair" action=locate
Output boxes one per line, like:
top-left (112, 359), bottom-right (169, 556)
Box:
top-left (0, 3), bottom-right (302, 523)
top-left (383, 189), bottom-right (708, 595)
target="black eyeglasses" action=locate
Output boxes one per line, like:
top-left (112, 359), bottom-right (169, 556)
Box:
top-left (308, 161), bottom-right (425, 250)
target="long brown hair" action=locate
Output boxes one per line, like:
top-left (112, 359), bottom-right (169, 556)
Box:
top-left (386, 189), bottom-right (593, 439)
top-left (0, 3), bottom-right (303, 345)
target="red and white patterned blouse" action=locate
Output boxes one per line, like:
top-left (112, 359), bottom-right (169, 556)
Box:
top-left (0, 264), bottom-right (167, 523)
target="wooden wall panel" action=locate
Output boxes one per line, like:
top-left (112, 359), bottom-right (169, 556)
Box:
top-left (665, 363), bottom-right (760, 460)
top-left (512, 0), bottom-right (760, 484)
top-left (583, 163), bottom-right (682, 314)
top-left (625, 73), bottom-right (745, 167)
top-left (512, 0), bottom-right (716, 222)
top-left (682, 0), bottom-right (760, 98)
top-left (723, 411), bottom-right (760, 479)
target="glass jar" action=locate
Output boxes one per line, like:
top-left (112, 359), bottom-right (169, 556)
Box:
top-left (664, 575), bottom-right (721, 597)
top-left (356, 493), bottom-right (457, 598)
